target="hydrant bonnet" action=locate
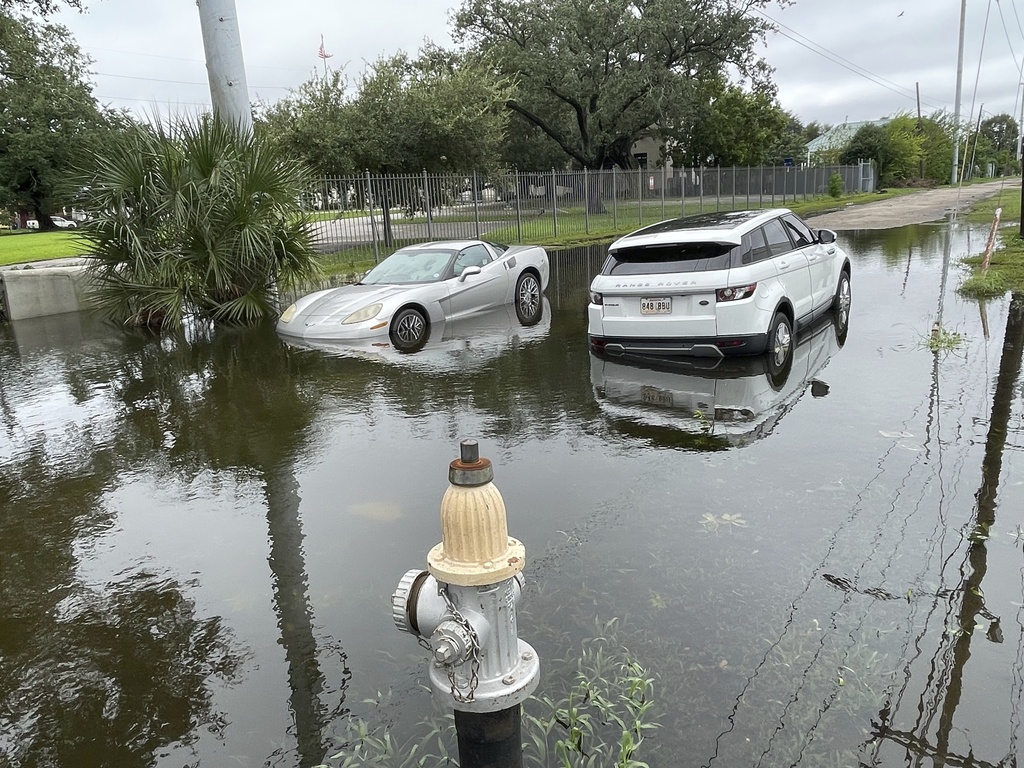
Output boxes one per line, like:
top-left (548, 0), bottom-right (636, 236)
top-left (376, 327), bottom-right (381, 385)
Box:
top-left (428, 440), bottom-right (526, 587)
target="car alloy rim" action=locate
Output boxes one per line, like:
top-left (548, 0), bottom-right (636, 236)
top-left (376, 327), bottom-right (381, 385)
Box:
top-left (773, 322), bottom-right (792, 366)
top-left (396, 313), bottom-right (425, 344)
top-left (838, 278), bottom-right (851, 323)
top-left (519, 276), bottom-right (540, 316)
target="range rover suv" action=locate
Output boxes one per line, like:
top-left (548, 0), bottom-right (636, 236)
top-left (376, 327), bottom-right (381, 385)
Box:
top-left (587, 208), bottom-right (851, 373)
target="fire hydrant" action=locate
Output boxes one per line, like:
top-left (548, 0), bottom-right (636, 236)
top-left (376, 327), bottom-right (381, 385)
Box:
top-left (392, 439), bottom-right (539, 767)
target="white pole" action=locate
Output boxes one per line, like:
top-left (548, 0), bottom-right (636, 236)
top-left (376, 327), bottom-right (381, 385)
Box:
top-left (197, 0), bottom-right (253, 134)
top-left (951, 0), bottom-right (967, 185)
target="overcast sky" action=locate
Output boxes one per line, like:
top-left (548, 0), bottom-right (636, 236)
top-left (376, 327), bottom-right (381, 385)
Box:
top-left (49, 0), bottom-right (1024, 130)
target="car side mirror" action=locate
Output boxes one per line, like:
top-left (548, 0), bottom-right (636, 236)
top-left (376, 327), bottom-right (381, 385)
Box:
top-left (818, 229), bottom-right (837, 244)
top-left (459, 266), bottom-right (482, 282)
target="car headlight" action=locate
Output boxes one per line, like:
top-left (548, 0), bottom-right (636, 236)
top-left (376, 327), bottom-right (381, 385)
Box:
top-left (342, 303), bottom-right (383, 324)
top-left (280, 304), bottom-right (298, 323)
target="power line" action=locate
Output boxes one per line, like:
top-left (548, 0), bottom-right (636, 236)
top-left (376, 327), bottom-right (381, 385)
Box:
top-left (751, 9), bottom-right (949, 113)
top-left (92, 70), bottom-right (290, 91)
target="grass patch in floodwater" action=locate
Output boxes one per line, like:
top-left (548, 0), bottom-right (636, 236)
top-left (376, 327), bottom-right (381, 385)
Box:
top-left (324, 620), bottom-right (661, 768)
top-left (922, 323), bottom-right (966, 353)
top-left (960, 185), bottom-right (1024, 298)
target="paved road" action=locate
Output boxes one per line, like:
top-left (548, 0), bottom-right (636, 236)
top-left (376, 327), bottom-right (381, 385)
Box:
top-left (805, 178), bottom-right (1020, 230)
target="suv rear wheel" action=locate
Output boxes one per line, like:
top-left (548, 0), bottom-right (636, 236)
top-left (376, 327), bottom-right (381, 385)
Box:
top-left (766, 311), bottom-right (794, 379)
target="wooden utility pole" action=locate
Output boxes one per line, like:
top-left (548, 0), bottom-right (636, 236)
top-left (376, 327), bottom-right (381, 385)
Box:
top-left (197, 0), bottom-right (252, 134)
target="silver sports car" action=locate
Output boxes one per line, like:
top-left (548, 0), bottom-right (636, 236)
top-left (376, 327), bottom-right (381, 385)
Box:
top-left (277, 239), bottom-right (550, 351)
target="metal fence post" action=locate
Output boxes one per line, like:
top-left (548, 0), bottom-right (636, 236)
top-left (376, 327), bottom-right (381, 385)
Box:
top-left (746, 165), bottom-right (750, 209)
top-left (699, 166), bottom-right (704, 214)
top-left (681, 166), bottom-right (686, 217)
top-left (423, 169), bottom-right (433, 240)
top-left (514, 169), bottom-right (523, 242)
top-left (661, 164), bottom-right (666, 220)
top-left (550, 168), bottom-right (558, 237)
top-left (366, 169), bottom-right (380, 263)
top-left (637, 165), bottom-right (643, 226)
top-left (771, 166), bottom-right (776, 206)
top-left (731, 166), bottom-right (736, 210)
top-left (584, 167), bottom-right (590, 234)
top-left (612, 167), bottom-right (618, 230)
top-left (472, 171), bottom-right (481, 239)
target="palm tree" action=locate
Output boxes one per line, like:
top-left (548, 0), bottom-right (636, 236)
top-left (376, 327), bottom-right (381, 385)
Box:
top-left (79, 116), bottom-right (322, 330)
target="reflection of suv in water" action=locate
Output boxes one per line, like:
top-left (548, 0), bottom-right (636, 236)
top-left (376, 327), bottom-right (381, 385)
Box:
top-left (587, 209), bottom-right (851, 377)
top-left (590, 312), bottom-right (848, 449)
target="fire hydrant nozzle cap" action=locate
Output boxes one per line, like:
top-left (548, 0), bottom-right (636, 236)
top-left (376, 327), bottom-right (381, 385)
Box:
top-left (449, 439), bottom-right (493, 486)
top-left (449, 456), bottom-right (494, 487)
top-left (460, 439), bottom-right (479, 463)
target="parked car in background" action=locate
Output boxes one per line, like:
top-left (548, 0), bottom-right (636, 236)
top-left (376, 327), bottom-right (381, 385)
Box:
top-left (277, 239), bottom-right (549, 352)
top-left (587, 208), bottom-right (851, 376)
top-left (25, 219), bottom-right (38, 229)
top-left (50, 216), bottom-right (76, 229)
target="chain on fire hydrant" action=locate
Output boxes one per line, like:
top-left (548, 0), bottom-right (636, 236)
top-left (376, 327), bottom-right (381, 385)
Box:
top-left (391, 439), bottom-right (540, 768)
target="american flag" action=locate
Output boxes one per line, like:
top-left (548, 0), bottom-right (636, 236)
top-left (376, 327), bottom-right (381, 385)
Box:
top-left (318, 39), bottom-right (333, 59)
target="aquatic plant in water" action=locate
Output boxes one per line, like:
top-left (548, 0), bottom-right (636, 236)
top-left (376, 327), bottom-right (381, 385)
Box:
top-left (323, 622), bottom-right (661, 768)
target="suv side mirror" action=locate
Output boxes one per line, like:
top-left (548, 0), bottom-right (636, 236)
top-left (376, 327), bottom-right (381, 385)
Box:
top-left (818, 229), bottom-right (837, 244)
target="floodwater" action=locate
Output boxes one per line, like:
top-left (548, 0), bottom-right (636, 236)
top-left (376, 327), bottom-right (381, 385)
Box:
top-left (2, 221), bottom-right (1023, 768)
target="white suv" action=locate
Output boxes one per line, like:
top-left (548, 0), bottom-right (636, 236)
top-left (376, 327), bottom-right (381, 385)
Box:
top-left (588, 208), bottom-right (851, 373)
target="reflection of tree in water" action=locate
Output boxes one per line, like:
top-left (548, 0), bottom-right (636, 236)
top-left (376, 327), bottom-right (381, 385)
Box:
top-left (0, 319), bottom-right (348, 766)
top-left (842, 225), bottom-right (950, 270)
top-left (2, 570), bottom-right (242, 767)
top-left (104, 323), bottom-right (351, 767)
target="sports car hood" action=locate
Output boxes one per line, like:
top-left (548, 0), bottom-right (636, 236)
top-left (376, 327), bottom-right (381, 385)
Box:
top-left (299, 284), bottom-right (416, 321)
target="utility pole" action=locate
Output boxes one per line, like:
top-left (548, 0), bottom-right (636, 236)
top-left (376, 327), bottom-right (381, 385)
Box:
top-left (951, 0), bottom-right (967, 185)
top-left (197, 0), bottom-right (253, 134)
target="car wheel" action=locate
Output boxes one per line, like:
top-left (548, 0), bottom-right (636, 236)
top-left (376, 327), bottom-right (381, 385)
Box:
top-left (766, 311), bottom-right (794, 380)
top-left (832, 271), bottom-right (851, 329)
top-left (515, 271), bottom-right (542, 325)
top-left (389, 307), bottom-right (428, 352)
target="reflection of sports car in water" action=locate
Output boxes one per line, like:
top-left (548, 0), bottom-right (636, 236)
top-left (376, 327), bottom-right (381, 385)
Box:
top-left (278, 299), bottom-right (551, 374)
top-left (591, 313), bottom-right (847, 449)
top-left (277, 240), bottom-right (549, 351)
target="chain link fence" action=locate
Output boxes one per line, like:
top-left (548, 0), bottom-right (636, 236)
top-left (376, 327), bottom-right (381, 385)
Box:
top-left (305, 163), bottom-right (875, 270)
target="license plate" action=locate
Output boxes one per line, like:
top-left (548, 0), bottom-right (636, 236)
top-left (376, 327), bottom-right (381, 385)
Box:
top-left (641, 386), bottom-right (673, 407)
top-left (640, 297), bottom-right (671, 315)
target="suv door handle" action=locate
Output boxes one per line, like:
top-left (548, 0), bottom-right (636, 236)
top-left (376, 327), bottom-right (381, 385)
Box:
top-left (807, 254), bottom-right (818, 261)
top-left (827, 247), bottom-right (836, 254)
top-left (778, 260), bottom-right (789, 269)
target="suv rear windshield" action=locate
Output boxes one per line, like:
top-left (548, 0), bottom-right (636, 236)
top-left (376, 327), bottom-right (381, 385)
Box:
top-left (601, 243), bottom-right (736, 275)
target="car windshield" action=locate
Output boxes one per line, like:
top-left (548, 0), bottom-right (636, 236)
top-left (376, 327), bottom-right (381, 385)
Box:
top-left (361, 248), bottom-right (456, 284)
top-left (601, 243), bottom-right (736, 275)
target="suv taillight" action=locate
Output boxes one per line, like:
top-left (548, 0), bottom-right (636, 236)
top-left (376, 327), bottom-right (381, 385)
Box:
top-left (716, 284), bottom-right (756, 302)
top-left (590, 291), bottom-right (603, 305)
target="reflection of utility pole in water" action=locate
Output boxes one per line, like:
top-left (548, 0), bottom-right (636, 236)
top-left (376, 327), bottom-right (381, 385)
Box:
top-left (265, 463), bottom-right (335, 767)
top-left (871, 294), bottom-right (1024, 765)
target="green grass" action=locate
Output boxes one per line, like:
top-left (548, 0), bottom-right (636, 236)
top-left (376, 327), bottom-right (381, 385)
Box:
top-left (963, 184), bottom-right (1021, 224)
top-left (0, 230), bottom-right (86, 266)
top-left (959, 184), bottom-right (1024, 298)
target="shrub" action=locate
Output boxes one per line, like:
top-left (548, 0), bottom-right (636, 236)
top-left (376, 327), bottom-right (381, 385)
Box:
top-left (828, 172), bottom-right (844, 198)
top-left (78, 116), bottom-right (323, 330)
